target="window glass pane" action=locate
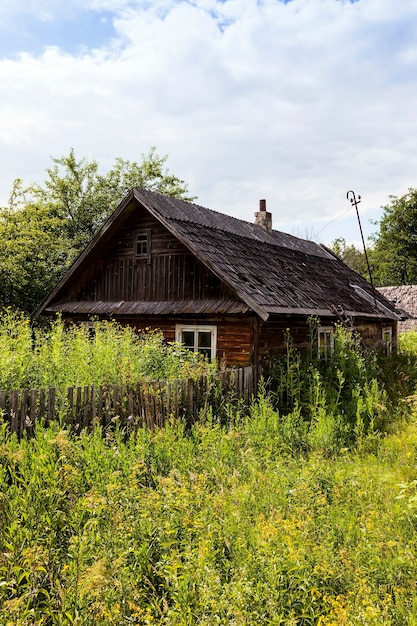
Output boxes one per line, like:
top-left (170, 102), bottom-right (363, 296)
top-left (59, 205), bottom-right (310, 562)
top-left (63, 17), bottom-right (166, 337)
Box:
top-left (176, 325), bottom-right (216, 361)
top-left (181, 330), bottom-right (195, 349)
top-left (318, 327), bottom-right (333, 359)
top-left (136, 233), bottom-right (148, 256)
top-left (198, 331), bottom-right (211, 349)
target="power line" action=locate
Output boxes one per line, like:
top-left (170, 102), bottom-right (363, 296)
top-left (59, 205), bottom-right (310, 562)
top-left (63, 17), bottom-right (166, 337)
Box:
top-left (316, 205), bottom-right (353, 237)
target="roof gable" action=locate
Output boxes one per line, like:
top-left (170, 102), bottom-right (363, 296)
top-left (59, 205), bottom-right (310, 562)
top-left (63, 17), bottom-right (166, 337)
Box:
top-left (35, 188), bottom-right (403, 322)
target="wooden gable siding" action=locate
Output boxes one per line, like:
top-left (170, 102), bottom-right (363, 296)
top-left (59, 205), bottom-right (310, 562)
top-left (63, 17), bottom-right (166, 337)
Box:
top-left (62, 210), bottom-right (237, 304)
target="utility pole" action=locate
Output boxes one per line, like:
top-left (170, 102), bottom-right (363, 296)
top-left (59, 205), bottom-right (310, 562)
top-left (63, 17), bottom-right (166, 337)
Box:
top-left (346, 190), bottom-right (377, 309)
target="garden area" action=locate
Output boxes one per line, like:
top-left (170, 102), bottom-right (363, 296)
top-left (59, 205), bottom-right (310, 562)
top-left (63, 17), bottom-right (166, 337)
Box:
top-left (2, 311), bottom-right (417, 624)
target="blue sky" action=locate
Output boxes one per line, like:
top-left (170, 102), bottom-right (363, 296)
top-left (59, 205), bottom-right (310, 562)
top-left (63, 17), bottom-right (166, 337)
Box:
top-left (1, 0), bottom-right (417, 245)
top-left (0, 8), bottom-right (117, 58)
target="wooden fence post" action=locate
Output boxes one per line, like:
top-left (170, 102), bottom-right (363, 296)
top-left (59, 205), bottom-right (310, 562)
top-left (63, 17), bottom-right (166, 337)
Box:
top-left (19, 389), bottom-right (28, 438)
top-left (47, 388), bottom-right (56, 426)
top-left (9, 390), bottom-right (18, 433)
top-left (28, 389), bottom-right (37, 436)
top-left (39, 389), bottom-right (46, 421)
top-left (0, 366), bottom-right (260, 435)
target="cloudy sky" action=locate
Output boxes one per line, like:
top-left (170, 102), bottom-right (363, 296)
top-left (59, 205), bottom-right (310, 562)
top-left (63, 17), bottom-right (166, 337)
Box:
top-left (1, 0), bottom-right (416, 245)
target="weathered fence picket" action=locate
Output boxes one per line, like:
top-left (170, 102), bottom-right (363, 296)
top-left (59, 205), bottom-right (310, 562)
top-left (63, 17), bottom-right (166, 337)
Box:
top-left (0, 366), bottom-right (261, 435)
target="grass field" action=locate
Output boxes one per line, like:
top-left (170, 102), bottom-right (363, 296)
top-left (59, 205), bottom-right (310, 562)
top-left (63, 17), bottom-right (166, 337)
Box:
top-left (2, 400), bottom-right (417, 625)
top-left (2, 319), bottom-right (417, 624)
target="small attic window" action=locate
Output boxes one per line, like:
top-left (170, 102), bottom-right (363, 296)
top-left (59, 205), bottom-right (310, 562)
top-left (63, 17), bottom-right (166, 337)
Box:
top-left (135, 230), bottom-right (151, 262)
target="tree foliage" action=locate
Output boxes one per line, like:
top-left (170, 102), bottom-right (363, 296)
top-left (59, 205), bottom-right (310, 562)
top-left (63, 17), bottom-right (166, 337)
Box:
top-left (330, 237), bottom-right (369, 279)
top-left (33, 148), bottom-right (195, 250)
top-left (0, 180), bottom-right (74, 313)
top-left (371, 188), bottom-right (417, 286)
top-left (0, 148), bottom-right (194, 313)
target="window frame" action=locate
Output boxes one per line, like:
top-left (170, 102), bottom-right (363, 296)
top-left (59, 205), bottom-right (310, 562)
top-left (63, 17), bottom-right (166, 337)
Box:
top-left (135, 229), bottom-right (152, 263)
top-left (175, 324), bottom-right (217, 361)
top-left (382, 327), bottom-right (393, 354)
top-left (318, 325), bottom-right (334, 360)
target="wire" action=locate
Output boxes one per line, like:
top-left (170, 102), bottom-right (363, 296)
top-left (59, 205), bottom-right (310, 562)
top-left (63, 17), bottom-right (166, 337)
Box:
top-left (316, 206), bottom-right (353, 237)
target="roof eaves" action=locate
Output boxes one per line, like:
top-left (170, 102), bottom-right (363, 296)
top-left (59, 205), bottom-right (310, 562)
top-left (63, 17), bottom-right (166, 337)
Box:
top-left (266, 305), bottom-right (400, 321)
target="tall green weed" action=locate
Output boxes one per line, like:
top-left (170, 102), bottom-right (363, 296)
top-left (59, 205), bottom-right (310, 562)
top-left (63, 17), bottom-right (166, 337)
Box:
top-left (0, 310), bottom-right (214, 390)
top-left (268, 323), bottom-right (408, 453)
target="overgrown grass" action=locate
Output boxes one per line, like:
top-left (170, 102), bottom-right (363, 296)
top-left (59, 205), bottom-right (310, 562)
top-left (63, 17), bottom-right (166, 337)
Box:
top-left (399, 330), bottom-right (417, 354)
top-left (2, 317), bottom-right (417, 623)
top-left (2, 408), bottom-right (417, 625)
top-left (265, 324), bottom-right (417, 453)
top-left (0, 309), bottom-right (215, 390)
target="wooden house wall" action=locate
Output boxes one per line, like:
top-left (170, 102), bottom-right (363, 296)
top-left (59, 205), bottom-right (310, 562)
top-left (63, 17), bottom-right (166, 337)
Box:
top-left (63, 309), bottom-right (398, 368)
top-left (130, 316), bottom-right (255, 368)
top-left (257, 318), bottom-right (311, 362)
top-left (354, 319), bottom-right (398, 349)
top-left (63, 210), bottom-right (237, 303)
top-left (64, 314), bottom-right (255, 368)
top-left (257, 318), bottom-right (398, 362)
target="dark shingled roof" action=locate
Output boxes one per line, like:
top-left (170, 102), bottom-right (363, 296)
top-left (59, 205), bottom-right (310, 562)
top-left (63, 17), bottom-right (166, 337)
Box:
top-left (35, 188), bottom-right (404, 322)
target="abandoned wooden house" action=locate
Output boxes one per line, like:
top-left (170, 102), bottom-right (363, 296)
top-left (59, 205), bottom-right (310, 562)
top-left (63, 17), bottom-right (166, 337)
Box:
top-left (34, 188), bottom-right (405, 366)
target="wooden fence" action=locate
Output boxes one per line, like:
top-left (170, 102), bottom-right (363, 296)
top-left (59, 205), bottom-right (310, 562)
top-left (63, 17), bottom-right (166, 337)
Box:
top-left (0, 366), bottom-right (261, 436)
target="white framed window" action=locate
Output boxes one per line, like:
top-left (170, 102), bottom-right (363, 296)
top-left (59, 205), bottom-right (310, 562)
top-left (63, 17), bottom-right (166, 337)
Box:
top-left (175, 324), bottom-right (217, 360)
top-left (318, 326), bottom-right (334, 360)
top-left (382, 327), bottom-right (392, 354)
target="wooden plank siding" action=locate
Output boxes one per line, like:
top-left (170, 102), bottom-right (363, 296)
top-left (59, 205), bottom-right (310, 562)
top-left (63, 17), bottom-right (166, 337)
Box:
top-left (257, 317), bottom-right (398, 361)
top-left (63, 211), bottom-right (238, 304)
top-left (128, 317), bottom-right (255, 367)
top-left (258, 318), bottom-right (312, 361)
top-left (62, 312), bottom-right (397, 370)
top-left (62, 316), bottom-right (255, 367)
top-left (354, 319), bottom-right (398, 350)
top-left (129, 317), bottom-right (255, 367)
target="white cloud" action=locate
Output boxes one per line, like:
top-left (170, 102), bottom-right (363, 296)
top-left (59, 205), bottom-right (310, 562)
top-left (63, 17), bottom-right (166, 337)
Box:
top-left (1, 0), bottom-right (417, 244)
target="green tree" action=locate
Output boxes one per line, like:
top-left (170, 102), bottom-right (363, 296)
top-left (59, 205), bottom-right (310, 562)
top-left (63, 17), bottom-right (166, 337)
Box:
top-left (371, 188), bottom-right (417, 286)
top-left (33, 147), bottom-right (194, 249)
top-left (0, 148), bottom-right (194, 313)
top-left (330, 237), bottom-right (369, 279)
top-left (0, 180), bottom-right (74, 312)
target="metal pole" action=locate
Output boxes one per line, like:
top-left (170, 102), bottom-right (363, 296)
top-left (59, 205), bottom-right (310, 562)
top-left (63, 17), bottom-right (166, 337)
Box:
top-left (346, 190), bottom-right (377, 309)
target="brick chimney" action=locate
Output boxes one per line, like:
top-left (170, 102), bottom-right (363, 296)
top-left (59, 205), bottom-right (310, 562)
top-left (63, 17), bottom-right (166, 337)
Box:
top-left (254, 199), bottom-right (272, 233)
